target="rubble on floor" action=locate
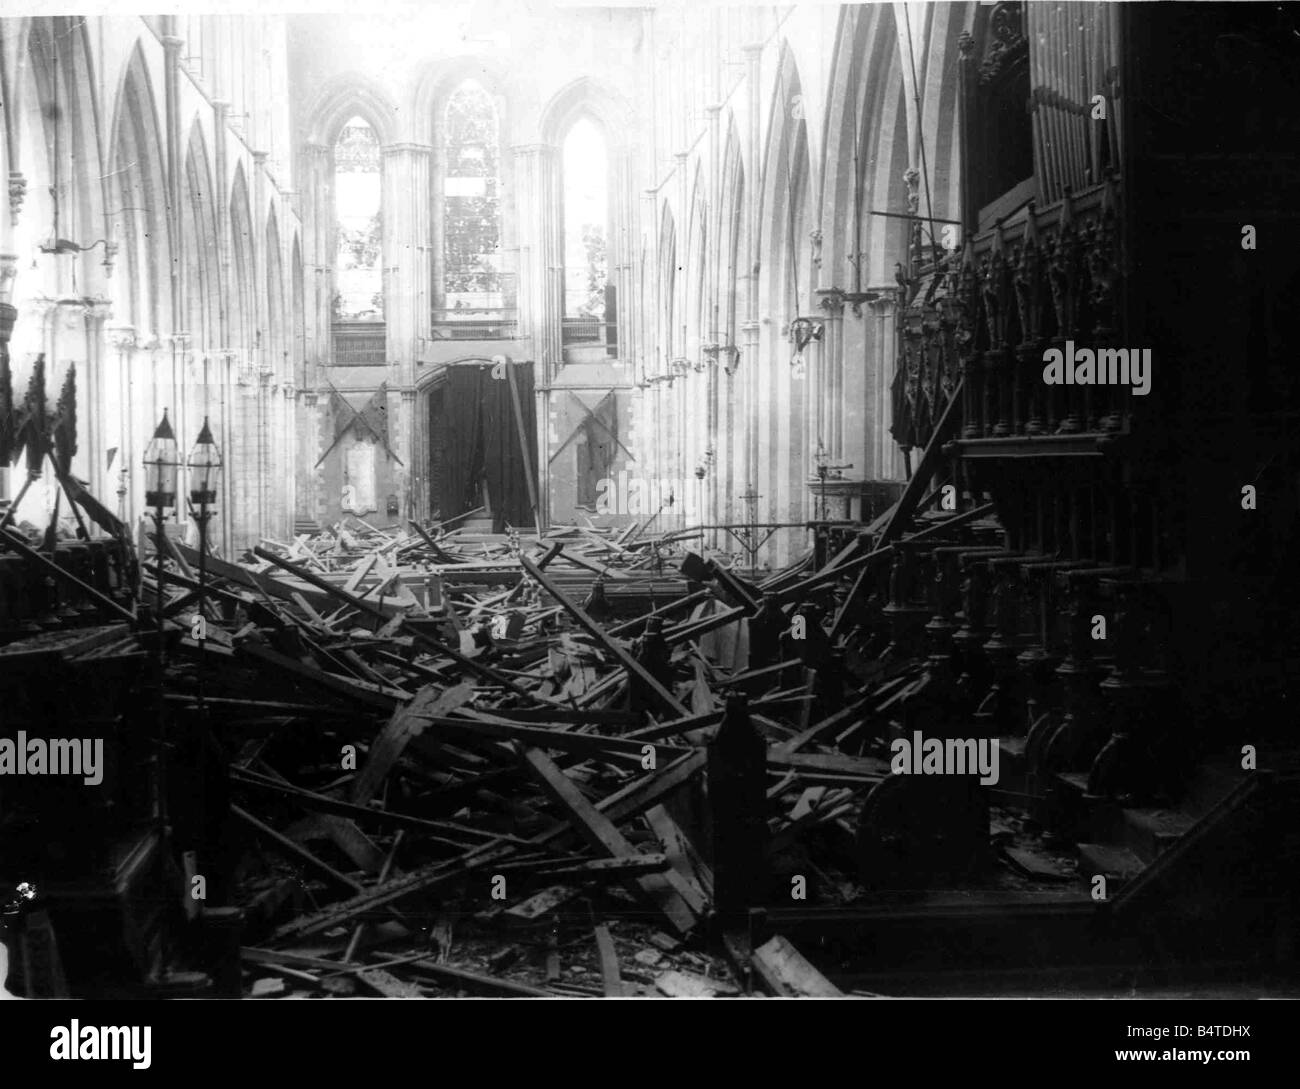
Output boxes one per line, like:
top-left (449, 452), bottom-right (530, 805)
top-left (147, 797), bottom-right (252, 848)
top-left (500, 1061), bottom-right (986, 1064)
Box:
top-left (145, 513), bottom-right (888, 997)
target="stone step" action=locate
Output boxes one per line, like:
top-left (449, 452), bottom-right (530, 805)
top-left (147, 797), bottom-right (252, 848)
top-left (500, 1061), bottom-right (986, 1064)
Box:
top-left (1077, 842), bottom-right (1145, 893)
top-left (1120, 807), bottom-right (1196, 865)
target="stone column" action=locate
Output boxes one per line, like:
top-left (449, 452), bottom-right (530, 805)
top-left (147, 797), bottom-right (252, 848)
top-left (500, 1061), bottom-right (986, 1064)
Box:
top-left (867, 290), bottom-right (901, 481)
top-left (738, 317), bottom-right (760, 526)
top-left (399, 385), bottom-right (417, 521)
top-left (380, 143), bottom-right (432, 391)
top-left (301, 142), bottom-right (334, 373)
top-left (512, 143), bottom-right (561, 381)
top-left (817, 292), bottom-right (845, 461)
top-left (105, 325), bottom-right (138, 521)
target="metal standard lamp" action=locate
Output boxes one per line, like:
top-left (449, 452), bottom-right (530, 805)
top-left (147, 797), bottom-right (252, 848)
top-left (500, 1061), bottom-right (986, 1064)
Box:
top-left (187, 417), bottom-right (221, 709)
top-left (142, 410), bottom-right (178, 841)
top-left (143, 410), bottom-right (179, 654)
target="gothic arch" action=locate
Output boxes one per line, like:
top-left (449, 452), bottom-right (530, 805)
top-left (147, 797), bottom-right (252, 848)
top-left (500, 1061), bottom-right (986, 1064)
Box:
top-left (266, 205), bottom-right (285, 378)
top-left (538, 77), bottom-right (634, 151)
top-left (291, 233), bottom-right (305, 387)
top-left (755, 41), bottom-right (813, 543)
top-left (302, 73), bottom-right (399, 147)
top-left (107, 41), bottom-right (170, 333)
top-left (183, 123), bottom-right (220, 349)
top-left (415, 58), bottom-right (511, 145)
top-left (229, 163), bottom-right (255, 351)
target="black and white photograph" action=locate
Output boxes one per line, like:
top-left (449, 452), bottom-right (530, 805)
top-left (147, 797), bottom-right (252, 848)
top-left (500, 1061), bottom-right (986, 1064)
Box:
top-left (0, 0), bottom-right (1297, 1065)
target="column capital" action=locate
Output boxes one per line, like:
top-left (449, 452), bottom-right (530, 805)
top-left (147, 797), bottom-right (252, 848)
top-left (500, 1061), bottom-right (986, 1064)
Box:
top-left (105, 325), bottom-right (137, 352)
top-left (867, 290), bottom-right (899, 316)
top-left (161, 34), bottom-right (185, 54)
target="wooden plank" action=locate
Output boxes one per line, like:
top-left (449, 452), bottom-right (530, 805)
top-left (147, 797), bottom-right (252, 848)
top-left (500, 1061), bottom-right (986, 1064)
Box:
top-left (518, 553), bottom-right (689, 718)
top-left (432, 711), bottom-right (694, 765)
top-left (400, 957), bottom-right (555, 998)
top-left (752, 935), bottom-right (843, 997)
top-left (237, 642), bottom-right (401, 712)
top-left (243, 946), bottom-right (551, 998)
top-left (519, 747), bottom-right (697, 935)
top-left (232, 805), bottom-right (365, 894)
top-left (655, 969), bottom-right (738, 997)
top-left (767, 750), bottom-right (888, 780)
top-left (269, 843), bottom-right (517, 943)
top-left (534, 854), bottom-right (671, 880)
top-left (352, 682), bottom-right (474, 805)
top-left (357, 968), bottom-right (425, 998)
top-left (593, 925), bottom-right (623, 996)
top-left (774, 695), bottom-right (870, 755)
top-left (504, 885), bottom-right (580, 925)
top-left (343, 554), bottom-right (378, 594)
top-left (644, 805), bottom-right (709, 916)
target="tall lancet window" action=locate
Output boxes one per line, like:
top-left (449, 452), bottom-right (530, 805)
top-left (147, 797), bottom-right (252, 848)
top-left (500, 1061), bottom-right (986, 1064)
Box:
top-left (333, 116), bottom-right (383, 320)
top-left (561, 117), bottom-right (612, 351)
top-left (443, 81), bottom-right (502, 318)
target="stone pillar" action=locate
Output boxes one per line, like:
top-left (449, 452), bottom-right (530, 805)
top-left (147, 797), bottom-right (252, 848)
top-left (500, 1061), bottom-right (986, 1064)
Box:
top-left (817, 293), bottom-right (845, 462)
top-left (81, 299), bottom-right (112, 505)
top-left (514, 143), bottom-right (561, 528)
top-left (866, 290), bottom-right (901, 481)
top-left (380, 143), bottom-right (432, 392)
top-left (399, 385), bottom-right (417, 521)
top-left (512, 143), bottom-right (561, 381)
top-left (105, 325), bottom-right (138, 522)
top-left (301, 142), bottom-right (334, 373)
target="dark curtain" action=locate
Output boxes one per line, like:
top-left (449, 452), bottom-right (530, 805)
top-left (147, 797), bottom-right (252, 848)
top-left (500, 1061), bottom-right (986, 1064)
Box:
top-left (433, 361), bottom-right (537, 531)
top-left (483, 361), bottom-right (537, 532)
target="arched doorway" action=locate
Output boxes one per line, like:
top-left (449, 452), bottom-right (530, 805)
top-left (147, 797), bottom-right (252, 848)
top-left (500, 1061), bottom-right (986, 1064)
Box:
top-left (420, 358), bottom-right (539, 532)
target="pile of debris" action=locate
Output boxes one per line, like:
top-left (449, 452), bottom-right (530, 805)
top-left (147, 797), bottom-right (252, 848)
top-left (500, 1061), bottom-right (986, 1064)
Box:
top-left (145, 513), bottom-right (890, 998)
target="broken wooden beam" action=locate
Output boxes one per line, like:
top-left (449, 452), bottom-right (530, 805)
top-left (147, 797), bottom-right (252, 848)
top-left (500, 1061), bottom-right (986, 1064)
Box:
top-left (518, 553), bottom-right (688, 717)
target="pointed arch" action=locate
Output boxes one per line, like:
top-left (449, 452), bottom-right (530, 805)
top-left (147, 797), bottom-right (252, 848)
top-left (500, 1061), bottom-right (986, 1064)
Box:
top-left (183, 122), bottom-right (220, 348)
top-left (26, 17), bottom-right (105, 266)
top-left (107, 40), bottom-right (170, 333)
top-left (229, 163), bottom-right (255, 351)
top-left (438, 76), bottom-right (506, 320)
top-left (302, 72), bottom-right (399, 147)
top-left (266, 204), bottom-right (285, 379)
top-left (415, 57), bottom-right (510, 145)
top-left (759, 42), bottom-right (813, 324)
top-left (686, 163), bottom-right (707, 360)
top-left (538, 77), bottom-right (634, 150)
top-left (657, 202), bottom-right (677, 372)
top-left (291, 232), bottom-right (305, 388)
top-left (755, 42), bottom-right (813, 550)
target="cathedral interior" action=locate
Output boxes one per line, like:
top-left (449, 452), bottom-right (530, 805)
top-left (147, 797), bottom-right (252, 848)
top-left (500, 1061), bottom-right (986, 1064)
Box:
top-left (1, 1), bottom-right (1299, 1002)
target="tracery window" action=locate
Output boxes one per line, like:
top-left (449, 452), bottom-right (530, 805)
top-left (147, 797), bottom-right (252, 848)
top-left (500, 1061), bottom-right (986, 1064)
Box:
top-left (333, 116), bottom-right (383, 321)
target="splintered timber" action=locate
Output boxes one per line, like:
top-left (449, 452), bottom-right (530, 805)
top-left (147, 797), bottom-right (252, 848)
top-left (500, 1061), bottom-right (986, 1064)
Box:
top-left (1042, 341), bottom-right (1153, 396)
